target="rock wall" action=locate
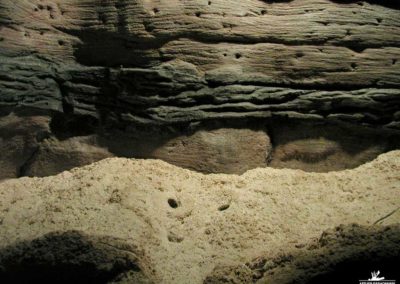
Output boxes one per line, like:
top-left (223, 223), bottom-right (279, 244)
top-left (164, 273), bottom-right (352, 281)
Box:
top-left (1, 0), bottom-right (400, 177)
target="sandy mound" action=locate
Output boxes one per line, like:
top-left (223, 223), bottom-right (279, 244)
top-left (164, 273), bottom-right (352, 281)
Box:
top-left (0, 151), bottom-right (399, 283)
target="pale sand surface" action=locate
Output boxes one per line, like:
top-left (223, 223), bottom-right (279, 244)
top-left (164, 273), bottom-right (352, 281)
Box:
top-left (0, 151), bottom-right (399, 283)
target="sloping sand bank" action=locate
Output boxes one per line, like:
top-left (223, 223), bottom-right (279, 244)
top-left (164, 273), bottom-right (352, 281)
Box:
top-left (0, 151), bottom-right (399, 283)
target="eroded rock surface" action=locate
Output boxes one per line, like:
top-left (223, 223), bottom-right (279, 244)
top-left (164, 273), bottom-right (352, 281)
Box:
top-left (1, 0), bottom-right (400, 177)
top-left (0, 113), bottom-right (51, 179)
top-left (0, 151), bottom-right (399, 283)
top-left (1, 0), bottom-right (399, 125)
top-left (1, 111), bottom-right (399, 178)
top-left (150, 128), bottom-right (272, 174)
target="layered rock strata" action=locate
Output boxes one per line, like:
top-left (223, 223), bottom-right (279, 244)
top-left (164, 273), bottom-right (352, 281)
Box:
top-left (1, 0), bottom-right (400, 177)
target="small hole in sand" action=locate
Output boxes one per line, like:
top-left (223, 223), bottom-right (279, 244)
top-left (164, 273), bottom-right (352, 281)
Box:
top-left (168, 233), bottom-right (184, 243)
top-left (351, 62), bottom-right (357, 70)
top-left (195, 11), bottom-right (202, 17)
top-left (218, 204), bottom-right (230, 211)
top-left (153, 8), bottom-right (159, 14)
top-left (168, 198), bottom-right (178, 208)
top-left (58, 40), bottom-right (65, 46)
top-left (376, 18), bottom-right (382, 24)
top-left (235, 53), bottom-right (242, 59)
top-left (392, 59), bottom-right (397, 65)
top-left (208, 1), bottom-right (212, 5)
top-left (261, 10), bottom-right (267, 15)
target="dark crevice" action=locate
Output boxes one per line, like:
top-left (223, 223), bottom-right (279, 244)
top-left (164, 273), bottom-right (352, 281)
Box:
top-left (205, 79), bottom-right (400, 92)
top-left (49, 113), bottom-right (98, 140)
top-left (17, 146), bottom-right (40, 177)
top-left (56, 79), bottom-right (74, 115)
top-left (329, 0), bottom-right (400, 9)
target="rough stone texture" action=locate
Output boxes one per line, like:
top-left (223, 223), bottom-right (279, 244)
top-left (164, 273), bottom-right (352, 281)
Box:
top-left (27, 127), bottom-right (272, 176)
top-left (24, 136), bottom-right (114, 177)
top-left (0, 116), bottom-right (272, 177)
top-left (2, 112), bottom-right (397, 178)
top-left (1, 0), bottom-right (400, 126)
top-left (0, 151), bottom-right (399, 283)
top-left (268, 121), bottom-right (399, 172)
top-left (1, 0), bottom-right (400, 177)
top-left (0, 113), bottom-right (51, 179)
top-left (150, 128), bottom-right (272, 174)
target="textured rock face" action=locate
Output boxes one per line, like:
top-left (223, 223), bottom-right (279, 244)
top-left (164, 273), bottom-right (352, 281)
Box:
top-left (150, 128), bottom-right (272, 174)
top-left (1, 3), bottom-right (399, 281)
top-left (0, 151), bottom-right (399, 283)
top-left (0, 115), bottom-right (272, 176)
top-left (0, 113), bottom-right (51, 179)
top-left (1, 0), bottom-right (400, 177)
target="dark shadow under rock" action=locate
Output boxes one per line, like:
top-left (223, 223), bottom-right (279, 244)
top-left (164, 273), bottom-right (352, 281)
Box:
top-left (0, 230), bottom-right (153, 284)
top-left (330, 0), bottom-right (400, 9)
top-left (205, 224), bottom-right (400, 284)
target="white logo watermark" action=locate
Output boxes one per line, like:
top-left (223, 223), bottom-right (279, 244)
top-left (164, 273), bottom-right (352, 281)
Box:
top-left (359, 271), bottom-right (396, 284)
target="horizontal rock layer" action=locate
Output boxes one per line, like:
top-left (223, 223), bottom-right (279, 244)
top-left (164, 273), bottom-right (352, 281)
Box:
top-left (1, 0), bottom-right (399, 127)
top-left (1, 0), bottom-right (400, 177)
